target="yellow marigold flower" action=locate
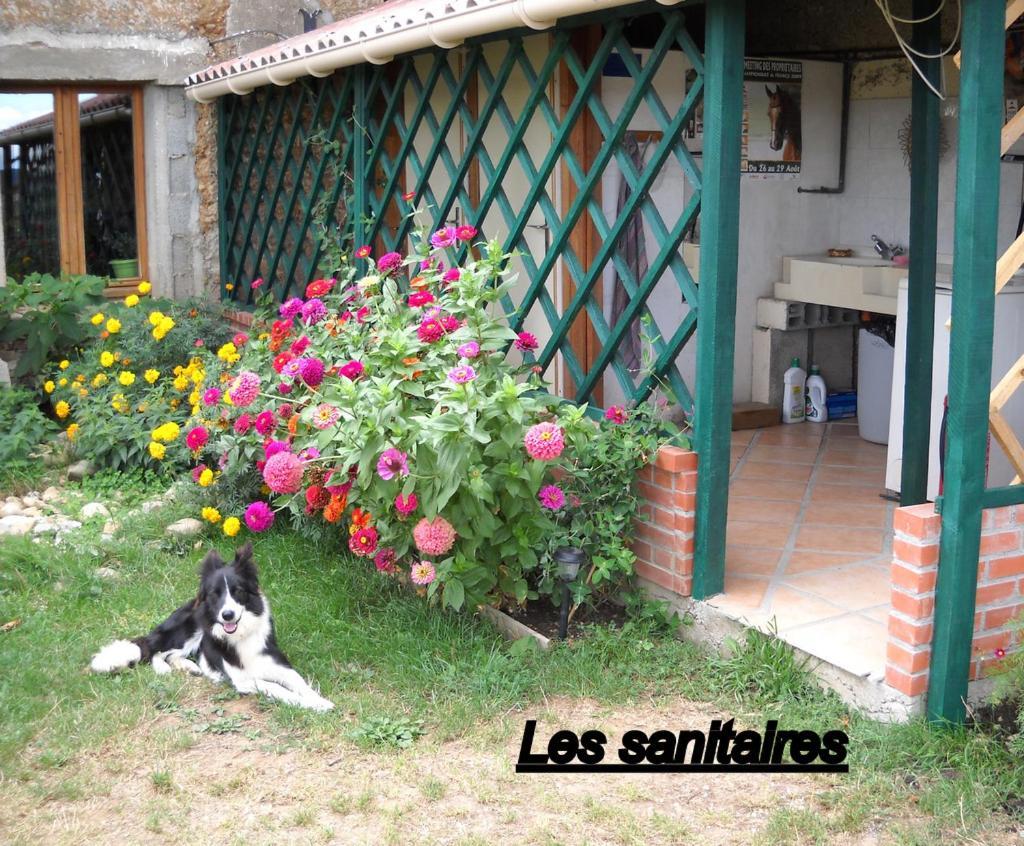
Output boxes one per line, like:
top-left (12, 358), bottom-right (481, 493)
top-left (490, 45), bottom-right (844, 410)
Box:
top-left (54, 400), bottom-right (70, 419)
top-left (90, 313), bottom-right (105, 326)
top-left (124, 294), bottom-right (139, 307)
top-left (190, 369), bottom-right (204, 385)
top-left (258, 332), bottom-right (269, 341)
top-left (151, 421), bottom-right (181, 443)
top-left (159, 317), bottom-right (175, 333)
top-left (188, 389), bottom-right (200, 406)
top-left (217, 342), bottom-right (239, 364)
top-left (225, 283), bottom-right (235, 292)
top-left (173, 374), bottom-right (189, 391)
top-left (152, 327), bottom-right (167, 341)
top-left (75, 373), bottom-right (85, 382)
top-left (137, 404), bottom-right (147, 413)
top-left (66, 423), bottom-right (79, 440)
top-left (173, 365), bottom-right (184, 376)
top-left (106, 318), bottom-right (121, 334)
top-left (201, 507), bottom-right (222, 524)
top-left (138, 281), bottom-right (152, 295)
top-left (43, 380), bottom-right (54, 394)
top-left (170, 398), bottom-right (180, 409)
top-left (148, 441), bottom-right (166, 460)
top-left (149, 311), bottom-right (165, 327)
top-left (78, 388), bottom-right (87, 398)
top-left (92, 373), bottom-right (108, 387)
top-left (144, 369), bottom-right (159, 384)
top-left (114, 351), bottom-right (121, 361)
top-left (58, 377), bottom-right (68, 387)
top-left (118, 371), bottom-right (136, 386)
top-left (59, 360), bottom-right (69, 370)
top-left (198, 468), bottom-right (214, 487)
top-left (222, 516), bottom-right (240, 537)
top-left (100, 351), bottom-right (114, 368)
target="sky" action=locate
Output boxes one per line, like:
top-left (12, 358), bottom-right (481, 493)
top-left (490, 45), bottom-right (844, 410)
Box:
top-left (0, 92), bottom-right (55, 133)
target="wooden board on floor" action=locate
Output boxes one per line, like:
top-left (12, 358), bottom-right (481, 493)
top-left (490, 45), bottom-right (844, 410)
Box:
top-left (732, 401), bottom-right (779, 430)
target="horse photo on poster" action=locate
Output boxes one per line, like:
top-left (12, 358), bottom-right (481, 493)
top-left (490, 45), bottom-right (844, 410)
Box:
top-left (742, 59), bottom-right (803, 175)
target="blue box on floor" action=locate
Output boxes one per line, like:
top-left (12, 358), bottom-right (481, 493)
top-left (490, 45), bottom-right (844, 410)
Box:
top-left (827, 390), bottom-right (857, 420)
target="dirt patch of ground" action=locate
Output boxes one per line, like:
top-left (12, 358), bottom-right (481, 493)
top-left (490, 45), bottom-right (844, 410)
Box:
top-left (0, 692), bottom-right (1011, 846)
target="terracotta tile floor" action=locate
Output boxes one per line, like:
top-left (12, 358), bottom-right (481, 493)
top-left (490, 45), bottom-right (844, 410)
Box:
top-left (707, 418), bottom-right (894, 681)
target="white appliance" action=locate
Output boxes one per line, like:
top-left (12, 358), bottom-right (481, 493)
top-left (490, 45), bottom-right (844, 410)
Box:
top-left (886, 274), bottom-right (1024, 499)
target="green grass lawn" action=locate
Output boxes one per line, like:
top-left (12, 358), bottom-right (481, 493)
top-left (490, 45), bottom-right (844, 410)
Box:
top-left (1, 480), bottom-right (1024, 843)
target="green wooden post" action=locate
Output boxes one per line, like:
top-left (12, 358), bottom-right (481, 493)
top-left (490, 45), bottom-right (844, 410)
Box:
top-left (216, 98), bottom-right (230, 296)
top-left (353, 64), bottom-right (369, 258)
top-left (692, 0), bottom-right (744, 600)
top-left (927, 0), bottom-right (1003, 724)
top-left (900, 0), bottom-right (942, 506)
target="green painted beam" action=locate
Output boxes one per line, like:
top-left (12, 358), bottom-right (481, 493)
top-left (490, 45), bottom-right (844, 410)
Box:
top-left (982, 485), bottom-right (1024, 509)
top-left (900, 0), bottom-right (942, 506)
top-left (692, 0), bottom-right (745, 600)
top-left (927, 0), bottom-right (1003, 725)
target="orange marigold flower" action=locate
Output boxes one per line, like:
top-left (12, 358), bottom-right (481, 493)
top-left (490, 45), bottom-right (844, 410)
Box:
top-left (100, 330), bottom-right (110, 339)
top-left (402, 357), bottom-right (421, 366)
top-left (323, 493), bottom-right (348, 523)
top-left (409, 276), bottom-right (429, 289)
top-left (288, 414), bottom-right (299, 436)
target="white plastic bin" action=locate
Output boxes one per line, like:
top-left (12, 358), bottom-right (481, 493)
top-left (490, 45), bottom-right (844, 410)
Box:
top-left (858, 327), bottom-right (894, 444)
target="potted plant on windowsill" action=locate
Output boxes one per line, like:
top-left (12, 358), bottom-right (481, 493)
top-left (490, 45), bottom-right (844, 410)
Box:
top-left (107, 231), bottom-right (139, 280)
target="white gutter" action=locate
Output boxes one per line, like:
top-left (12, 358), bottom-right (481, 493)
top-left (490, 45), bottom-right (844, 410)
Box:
top-left (186, 0), bottom-right (684, 103)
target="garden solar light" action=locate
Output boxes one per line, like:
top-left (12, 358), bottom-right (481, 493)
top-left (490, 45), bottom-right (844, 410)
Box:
top-left (554, 547), bottom-right (586, 640)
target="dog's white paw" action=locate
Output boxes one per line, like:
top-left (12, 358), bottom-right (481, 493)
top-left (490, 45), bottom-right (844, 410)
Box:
top-left (308, 696), bottom-right (335, 712)
top-left (90, 640), bottom-right (141, 673)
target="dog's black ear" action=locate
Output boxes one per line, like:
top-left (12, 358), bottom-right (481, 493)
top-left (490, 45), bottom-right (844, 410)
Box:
top-left (199, 549), bottom-right (225, 581)
top-left (233, 541), bottom-right (258, 585)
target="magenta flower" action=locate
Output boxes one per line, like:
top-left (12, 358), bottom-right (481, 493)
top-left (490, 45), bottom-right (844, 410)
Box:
top-left (279, 297), bottom-right (304, 319)
top-left (300, 298), bottom-right (327, 325)
top-left (515, 331), bottom-right (539, 352)
top-left (244, 501), bottom-right (275, 532)
top-left (376, 448), bottom-right (410, 480)
top-left (186, 426), bottom-right (208, 451)
top-left (312, 403), bottom-right (340, 430)
top-left (430, 226), bottom-right (457, 249)
top-left (264, 439), bottom-right (289, 459)
top-left (278, 382), bottom-right (293, 395)
top-left (191, 464), bottom-right (208, 482)
top-left (538, 484), bottom-right (566, 511)
top-left (299, 357), bottom-right (325, 387)
top-left (290, 335), bottom-right (311, 355)
top-left (374, 547), bottom-right (397, 573)
top-left (229, 371), bottom-right (261, 407)
top-left (281, 359), bottom-right (303, 380)
top-left (263, 451), bottom-right (305, 494)
top-left (524, 422), bottom-right (565, 461)
top-left (377, 251), bottom-right (402, 272)
top-left (448, 365), bottom-right (477, 384)
top-left (255, 410), bottom-right (276, 435)
top-left (457, 340), bottom-right (480, 359)
top-left (251, 277), bottom-right (265, 290)
top-left (349, 526), bottom-right (379, 557)
top-left (395, 492), bottom-right (418, 516)
top-left (202, 387), bottom-right (222, 406)
top-left (339, 360), bottom-right (365, 380)
top-left (410, 560), bottom-right (437, 586)
top-left (408, 291), bottom-right (435, 308)
top-left (443, 268), bottom-right (460, 285)
top-left (233, 413), bottom-right (252, 435)
top-left (605, 405), bottom-right (628, 425)
top-left (356, 245), bottom-right (372, 258)
top-left (455, 224), bottom-right (477, 242)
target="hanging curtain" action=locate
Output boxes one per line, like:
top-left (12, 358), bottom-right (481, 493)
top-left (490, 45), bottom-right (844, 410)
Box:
top-left (610, 131), bottom-right (650, 373)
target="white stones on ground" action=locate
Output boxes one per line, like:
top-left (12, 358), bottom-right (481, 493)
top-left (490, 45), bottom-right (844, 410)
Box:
top-left (141, 499), bottom-right (164, 513)
top-left (66, 460), bottom-right (98, 482)
top-left (21, 495), bottom-right (43, 509)
top-left (32, 517), bottom-right (81, 536)
top-left (0, 515), bottom-right (36, 536)
top-left (103, 520), bottom-right (119, 536)
top-left (20, 507), bottom-right (43, 518)
top-left (165, 518), bottom-right (204, 538)
top-left (0, 501), bottom-right (23, 517)
top-left (94, 567), bottom-right (119, 581)
top-left (41, 486), bottom-right (61, 503)
top-left (81, 502), bottom-right (111, 520)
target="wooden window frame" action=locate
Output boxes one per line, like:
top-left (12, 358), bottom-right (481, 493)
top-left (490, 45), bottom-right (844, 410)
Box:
top-left (1, 83), bottom-right (147, 291)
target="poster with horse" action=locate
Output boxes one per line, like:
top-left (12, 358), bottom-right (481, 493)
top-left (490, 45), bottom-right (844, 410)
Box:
top-left (742, 59), bottom-right (802, 176)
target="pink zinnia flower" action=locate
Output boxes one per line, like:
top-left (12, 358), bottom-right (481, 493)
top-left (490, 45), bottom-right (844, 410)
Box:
top-left (312, 403), bottom-right (340, 430)
top-left (279, 297), bottom-right (304, 319)
top-left (524, 422), bottom-right (565, 461)
top-left (374, 547), bottom-right (397, 573)
top-left (278, 382), bottom-right (293, 395)
top-left (251, 277), bottom-right (265, 290)
top-left (255, 410), bottom-right (276, 435)
top-left (408, 290), bottom-right (435, 308)
top-left (339, 360), bottom-right (365, 380)
top-left (299, 357), bottom-right (325, 387)
top-left (202, 387), bottom-right (222, 406)
top-left (244, 501), bottom-right (275, 532)
top-left (457, 341), bottom-right (480, 359)
top-left (233, 413), bottom-right (253, 435)
top-left (413, 516), bottom-right (456, 556)
top-left (349, 526), bottom-right (379, 557)
top-left (290, 335), bottom-right (311, 356)
top-left (263, 451), bottom-right (305, 494)
top-left (443, 268), bottom-right (460, 285)
top-left (186, 426), bottom-right (208, 451)
top-left (538, 484), bottom-right (565, 511)
top-left (605, 405), bottom-right (628, 425)
top-left (515, 331), bottom-right (539, 352)
top-left (356, 306), bottom-right (371, 323)
top-left (191, 464), bottom-right (208, 482)
top-left (455, 225), bottom-right (477, 242)
top-left (377, 448), bottom-right (409, 480)
top-left (448, 365), bottom-right (476, 384)
top-left (300, 298), bottom-right (327, 325)
top-left (377, 252), bottom-right (402, 272)
top-left (430, 226), bottom-right (457, 249)
top-left (229, 371), bottom-right (261, 406)
top-left (264, 439), bottom-right (289, 459)
top-left (355, 245), bottom-right (372, 258)
top-left (410, 560), bottom-right (437, 586)
top-left (233, 332), bottom-right (249, 347)
top-left (395, 492), bottom-right (418, 516)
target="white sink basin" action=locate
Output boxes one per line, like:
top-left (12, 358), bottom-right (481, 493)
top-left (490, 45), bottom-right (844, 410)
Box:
top-left (775, 254), bottom-right (906, 315)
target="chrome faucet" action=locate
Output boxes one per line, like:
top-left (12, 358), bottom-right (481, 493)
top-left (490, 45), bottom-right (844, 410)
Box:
top-left (871, 234), bottom-right (903, 261)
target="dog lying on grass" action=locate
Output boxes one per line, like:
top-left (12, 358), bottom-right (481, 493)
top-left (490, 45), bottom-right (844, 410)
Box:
top-left (90, 542), bottom-right (334, 711)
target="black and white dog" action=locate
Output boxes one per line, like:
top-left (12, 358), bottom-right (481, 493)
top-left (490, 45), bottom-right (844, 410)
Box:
top-left (90, 542), bottom-right (334, 712)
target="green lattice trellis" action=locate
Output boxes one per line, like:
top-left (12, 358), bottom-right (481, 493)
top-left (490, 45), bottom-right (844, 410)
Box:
top-left (217, 3), bottom-right (704, 412)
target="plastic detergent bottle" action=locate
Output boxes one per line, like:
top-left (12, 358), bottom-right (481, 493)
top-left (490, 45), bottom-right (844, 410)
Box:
top-left (782, 357), bottom-right (806, 424)
top-left (805, 365), bottom-right (828, 423)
